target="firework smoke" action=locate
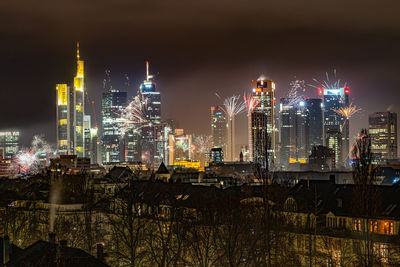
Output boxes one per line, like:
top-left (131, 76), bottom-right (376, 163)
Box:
top-left (244, 93), bottom-right (261, 114)
top-left (119, 95), bottom-right (150, 135)
top-left (12, 135), bottom-right (53, 175)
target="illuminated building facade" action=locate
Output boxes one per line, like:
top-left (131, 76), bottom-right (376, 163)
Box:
top-left (102, 89), bottom-right (127, 164)
top-left (73, 42), bottom-right (85, 157)
top-left (56, 83), bottom-right (73, 154)
top-left (279, 98), bottom-right (307, 167)
top-left (369, 112), bottom-right (397, 163)
top-left (211, 106), bottom-right (227, 153)
top-left (209, 147), bottom-right (224, 163)
top-left (0, 131), bottom-right (19, 159)
top-left (139, 61), bottom-right (166, 165)
top-left (125, 129), bottom-right (141, 162)
top-left (305, 98), bottom-right (323, 153)
top-left (173, 160), bottom-right (200, 170)
top-left (56, 43), bottom-right (86, 157)
top-left (326, 129), bottom-right (342, 168)
top-left (168, 129), bottom-right (192, 166)
top-left (249, 76), bottom-right (276, 169)
top-left (83, 115), bottom-right (101, 164)
top-left (323, 87), bottom-right (349, 167)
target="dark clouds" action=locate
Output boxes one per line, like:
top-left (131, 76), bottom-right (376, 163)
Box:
top-left (1, 0), bottom-right (400, 149)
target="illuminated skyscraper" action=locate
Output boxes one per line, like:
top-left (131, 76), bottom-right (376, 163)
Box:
top-left (210, 106), bottom-right (227, 154)
top-left (56, 84), bottom-right (73, 154)
top-left (102, 89), bottom-right (127, 164)
top-left (139, 61), bottom-right (167, 165)
top-left (305, 98), bottom-right (323, 153)
top-left (326, 129), bottom-right (342, 168)
top-left (0, 131), bottom-right (19, 159)
top-left (56, 42), bottom-right (86, 156)
top-left (279, 98), bottom-right (307, 167)
top-left (74, 42), bottom-right (85, 157)
top-left (249, 76), bottom-right (276, 169)
top-left (83, 115), bottom-right (101, 164)
top-left (323, 87), bottom-right (350, 166)
top-left (279, 98), bottom-right (323, 169)
top-left (369, 112), bottom-right (397, 163)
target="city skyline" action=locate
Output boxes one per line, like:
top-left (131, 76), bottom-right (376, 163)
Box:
top-left (1, 1), bottom-right (400, 153)
top-left (2, 49), bottom-right (399, 157)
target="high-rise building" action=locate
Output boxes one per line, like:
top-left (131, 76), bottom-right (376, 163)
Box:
top-left (249, 76), bottom-right (276, 169)
top-left (84, 115), bottom-right (91, 159)
top-left (0, 131), bottom-right (19, 159)
top-left (56, 42), bottom-right (86, 157)
top-left (323, 87), bottom-right (349, 167)
top-left (90, 127), bottom-right (101, 164)
top-left (279, 98), bottom-right (307, 167)
top-left (102, 89), bottom-right (127, 164)
top-left (369, 112), bottom-right (398, 163)
top-left (168, 129), bottom-right (192, 165)
top-left (74, 42), bottom-right (85, 157)
top-left (125, 129), bottom-right (141, 163)
top-left (83, 115), bottom-right (101, 164)
top-left (211, 106), bottom-right (227, 153)
top-left (326, 129), bottom-right (342, 168)
top-left (56, 84), bottom-right (73, 154)
top-left (279, 98), bottom-right (323, 169)
top-left (138, 61), bottom-right (166, 166)
top-left (305, 98), bottom-right (323, 153)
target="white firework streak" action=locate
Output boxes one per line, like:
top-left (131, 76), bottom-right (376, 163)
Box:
top-left (217, 94), bottom-right (246, 118)
top-left (244, 93), bottom-right (261, 114)
top-left (309, 69), bottom-right (347, 89)
top-left (193, 135), bottom-right (213, 154)
top-left (12, 135), bottom-right (54, 175)
top-left (119, 95), bottom-right (150, 136)
top-left (287, 80), bottom-right (306, 106)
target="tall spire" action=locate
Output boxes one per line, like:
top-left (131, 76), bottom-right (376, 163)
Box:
top-left (77, 41), bottom-right (80, 61)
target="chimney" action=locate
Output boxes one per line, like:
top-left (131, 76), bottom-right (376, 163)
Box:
top-left (96, 243), bottom-right (104, 262)
top-left (3, 235), bottom-right (10, 265)
top-left (49, 232), bottom-right (56, 244)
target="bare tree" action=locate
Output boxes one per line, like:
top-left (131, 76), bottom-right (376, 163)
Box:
top-left (352, 129), bottom-right (381, 267)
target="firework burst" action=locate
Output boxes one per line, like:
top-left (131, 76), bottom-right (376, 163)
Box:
top-left (309, 69), bottom-right (347, 90)
top-left (287, 80), bottom-right (306, 106)
top-left (119, 95), bottom-right (150, 135)
top-left (193, 135), bottom-right (213, 154)
top-left (12, 135), bottom-right (54, 175)
top-left (332, 103), bottom-right (362, 130)
top-left (216, 94), bottom-right (246, 118)
top-left (244, 93), bottom-right (261, 114)
top-left (332, 103), bottom-right (361, 120)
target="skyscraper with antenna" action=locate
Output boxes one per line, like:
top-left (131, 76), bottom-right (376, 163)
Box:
top-left (137, 61), bottom-right (169, 165)
top-left (73, 42), bottom-right (85, 157)
top-left (56, 42), bottom-right (86, 157)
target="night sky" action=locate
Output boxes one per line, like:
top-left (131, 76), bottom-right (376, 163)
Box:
top-left (1, 0), bottom-right (400, 151)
